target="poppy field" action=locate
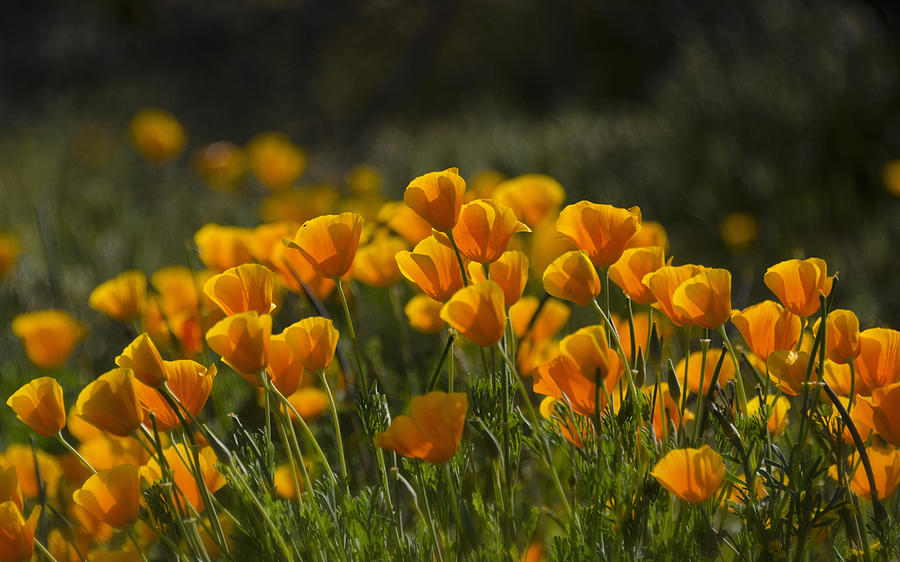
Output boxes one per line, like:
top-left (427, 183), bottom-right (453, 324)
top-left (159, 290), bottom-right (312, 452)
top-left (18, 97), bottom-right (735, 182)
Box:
top-left (0, 107), bottom-right (899, 562)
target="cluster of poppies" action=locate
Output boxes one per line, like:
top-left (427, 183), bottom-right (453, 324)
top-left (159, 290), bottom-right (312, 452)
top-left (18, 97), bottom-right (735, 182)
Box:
top-left (3, 163), bottom-right (899, 560)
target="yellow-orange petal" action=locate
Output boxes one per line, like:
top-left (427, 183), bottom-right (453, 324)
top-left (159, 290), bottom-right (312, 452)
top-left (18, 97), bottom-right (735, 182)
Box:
top-left (671, 268), bottom-right (732, 329)
top-left (287, 212), bottom-right (364, 279)
top-left (542, 250), bottom-right (601, 307)
top-left (203, 263), bottom-right (276, 316)
top-left (88, 270), bottom-right (147, 322)
top-left (451, 199), bottom-right (530, 263)
top-left (404, 294), bottom-right (445, 334)
top-left (763, 258), bottom-right (833, 317)
top-left (115, 333), bottom-right (167, 388)
top-left (403, 168), bottom-right (467, 232)
top-left (440, 281), bottom-right (506, 347)
top-left (283, 316), bottom-right (339, 373)
top-left (72, 465), bottom-right (141, 529)
top-left (396, 235), bottom-right (464, 301)
top-left (642, 265), bottom-right (705, 327)
top-left (651, 445), bottom-right (725, 503)
top-left (608, 246), bottom-right (665, 305)
top-left (556, 201), bottom-right (642, 267)
top-left (205, 311), bottom-right (271, 376)
top-left (10, 310), bottom-right (86, 370)
top-left (857, 328), bottom-right (900, 390)
top-left (812, 309), bottom-right (861, 364)
top-left (730, 300), bottom-right (801, 361)
top-left (6, 377), bottom-right (65, 437)
top-left (73, 369), bottom-right (143, 437)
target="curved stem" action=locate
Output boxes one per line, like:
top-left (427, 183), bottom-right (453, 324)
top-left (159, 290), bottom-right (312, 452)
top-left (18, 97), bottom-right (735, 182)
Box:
top-left (335, 278), bottom-right (369, 393)
top-left (318, 370), bottom-right (349, 485)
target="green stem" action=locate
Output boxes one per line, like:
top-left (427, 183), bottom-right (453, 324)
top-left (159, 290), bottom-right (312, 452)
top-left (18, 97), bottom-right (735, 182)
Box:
top-left (335, 278), bottom-right (369, 393)
top-left (318, 369), bottom-right (349, 486)
top-left (126, 526), bottom-right (150, 562)
top-left (267, 383), bottom-right (337, 484)
top-left (33, 538), bottom-right (59, 562)
top-left (716, 326), bottom-right (749, 414)
top-left (692, 336), bottom-right (710, 442)
top-left (55, 433), bottom-right (96, 474)
top-left (445, 230), bottom-right (469, 287)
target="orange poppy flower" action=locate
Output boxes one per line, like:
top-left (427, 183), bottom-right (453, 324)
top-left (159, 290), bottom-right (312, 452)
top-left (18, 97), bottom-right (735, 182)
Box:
top-left (6, 377), bottom-right (65, 437)
top-left (529, 217), bottom-right (578, 278)
top-left (73, 369), bottom-right (143, 437)
top-left (205, 311), bottom-right (271, 376)
top-left (286, 212), bottom-right (364, 279)
top-left (533, 354), bottom-right (612, 418)
top-left (134, 360), bottom-right (217, 431)
top-left (812, 309), bottom-right (861, 364)
top-left (747, 395), bottom-right (791, 434)
top-left (11, 310), bottom-right (85, 370)
top-left (832, 447), bottom-right (900, 501)
top-left (396, 235), bottom-right (464, 301)
top-left (0, 501), bottom-right (39, 562)
top-left (493, 174), bottom-right (565, 227)
top-left (274, 464), bottom-right (302, 501)
top-left (193, 141), bottom-right (246, 190)
top-left (822, 359), bottom-right (869, 397)
top-left (203, 263), bottom-right (276, 316)
top-left (115, 333), bottom-right (167, 388)
top-left (265, 334), bottom-right (305, 396)
top-left (466, 170), bottom-right (505, 200)
top-left (0, 233), bottom-right (20, 280)
top-left (440, 281), bottom-right (507, 347)
top-left (72, 465), bottom-right (141, 529)
top-left (129, 108), bottom-right (185, 162)
top-left (539, 396), bottom-right (588, 448)
top-left (404, 294), bottom-right (445, 334)
top-left (377, 201), bottom-right (432, 245)
top-left (855, 382), bottom-right (900, 445)
top-left (88, 270), bottom-right (147, 322)
top-left (403, 168), bottom-right (467, 232)
top-left (509, 297), bottom-right (571, 341)
top-left (625, 220), bottom-right (669, 252)
top-left (651, 445), bottom-right (725, 503)
top-left (674, 349), bottom-right (735, 395)
top-left (559, 325), bottom-right (622, 385)
top-left (260, 185), bottom-right (339, 226)
top-left (467, 250), bottom-right (529, 307)
top-left (608, 246), bottom-right (666, 305)
top-left (542, 250), bottom-right (601, 307)
top-left (353, 236), bottom-right (407, 288)
top-left (246, 132), bottom-right (306, 191)
top-left (766, 350), bottom-right (814, 396)
top-left (556, 201), bottom-right (642, 268)
top-left (141, 445), bottom-right (225, 512)
top-left (78, 437), bottom-right (149, 474)
top-left (141, 296), bottom-right (171, 350)
top-left (269, 241), bottom-right (336, 300)
top-left (856, 328), bottom-right (900, 390)
top-left (150, 266), bottom-right (200, 316)
top-left (248, 222), bottom-right (297, 266)
top-left (641, 265), bottom-right (705, 327)
top-left (644, 383), bottom-right (684, 438)
top-left (730, 300), bottom-right (801, 361)
top-left (0, 467), bottom-right (22, 511)
top-left (375, 391), bottom-right (467, 464)
top-left (283, 316), bottom-right (339, 373)
top-left (193, 224), bottom-right (254, 272)
top-left (0, 445), bottom-right (62, 500)
top-left (763, 258), bottom-right (834, 317)
top-left (669, 267), bottom-right (732, 329)
top-left (450, 199), bottom-right (530, 263)
top-left (287, 387), bottom-right (330, 421)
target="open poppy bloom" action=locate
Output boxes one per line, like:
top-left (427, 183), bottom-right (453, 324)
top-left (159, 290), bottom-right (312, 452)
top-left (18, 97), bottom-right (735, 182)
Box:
top-left (193, 224), bottom-right (254, 272)
top-left (141, 445), bottom-right (225, 512)
top-left (72, 465), bottom-right (141, 529)
top-left (133, 360), bottom-right (217, 431)
top-left (353, 235), bottom-right (408, 288)
top-left (766, 350), bottom-right (814, 396)
top-left (286, 212), bottom-right (364, 279)
top-left (205, 311), bottom-right (271, 376)
top-left (403, 168), bottom-right (467, 232)
top-left (651, 445), bottom-right (725, 503)
top-left (763, 258), bottom-right (834, 317)
top-left (747, 395), bottom-right (791, 434)
top-left (396, 235), bottom-right (464, 301)
top-left (440, 281), bottom-right (507, 347)
top-left (375, 391), bottom-right (467, 464)
top-left (556, 201), bottom-right (642, 268)
top-left (404, 294), bottom-right (445, 334)
top-left (642, 265), bottom-right (705, 327)
top-left (675, 349), bottom-right (735, 395)
top-left (73, 368), bottom-right (144, 437)
top-left (6, 377), bottom-right (66, 437)
top-left (450, 199), bottom-right (530, 263)
top-left (533, 354), bottom-right (616, 418)
top-left (203, 263), bottom-right (276, 316)
top-left (493, 174), bottom-right (565, 227)
top-left (608, 246), bottom-right (666, 305)
top-left (542, 250), bottom-right (601, 307)
top-left (129, 108), bottom-right (186, 162)
top-left (88, 270), bottom-right (147, 322)
top-left (467, 250), bottom-right (529, 307)
top-left (856, 328), bottom-right (900, 390)
top-left (670, 267), bottom-right (732, 329)
top-left (283, 316), bottom-right (340, 373)
top-left (0, 500), bottom-right (40, 562)
top-left (115, 333), bottom-right (167, 388)
top-left (730, 300), bottom-right (801, 361)
top-left (812, 309), bottom-right (861, 364)
top-left (11, 310), bottom-right (86, 370)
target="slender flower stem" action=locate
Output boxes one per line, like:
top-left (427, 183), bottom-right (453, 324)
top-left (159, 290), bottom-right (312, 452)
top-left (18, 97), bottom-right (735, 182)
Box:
top-left (258, 372), bottom-right (274, 463)
top-left (55, 433), bottom-right (96, 474)
top-left (716, 326), bottom-right (749, 414)
top-left (33, 538), bottom-right (59, 562)
top-left (446, 230), bottom-right (469, 287)
top-left (335, 278), bottom-right (369, 393)
top-left (590, 299), bottom-right (638, 402)
top-left (126, 526), bottom-right (150, 562)
top-left (692, 336), bottom-right (710, 441)
top-left (273, 405), bottom-right (305, 503)
top-left (318, 369), bottom-right (349, 485)
top-left (267, 383), bottom-right (337, 483)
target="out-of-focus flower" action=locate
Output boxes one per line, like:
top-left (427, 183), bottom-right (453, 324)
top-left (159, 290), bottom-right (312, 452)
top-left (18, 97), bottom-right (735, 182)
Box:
top-left (812, 309), bottom-right (861, 364)
top-left (396, 235), bottom-right (464, 301)
top-left (194, 224), bottom-right (254, 272)
top-left (529, 217), bottom-right (578, 278)
top-left (129, 108), bottom-right (186, 162)
top-left (287, 387), bottom-right (330, 421)
top-left (249, 222), bottom-right (297, 267)
top-left (353, 236), bottom-right (407, 288)
top-left (767, 350), bottom-right (814, 396)
top-left (274, 464), bottom-right (302, 501)
top-left (0, 467), bottom-right (22, 511)
top-left (556, 202), bottom-right (641, 268)
top-left (731, 300), bottom-right (801, 361)
top-left (78, 437), bottom-right (149, 475)
top-left (883, 160), bottom-right (900, 197)
top-left (674, 349), bottom-right (735, 395)
top-left (670, 268), bottom-right (732, 330)
top-left (205, 311), bottom-right (271, 376)
top-left (286, 212), bottom-right (364, 279)
top-left (348, 165), bottom-right (382, 197)
top-left (467, 250), bottom-right (529, 307)
top-left (0, 445), bottom-right (62, 500)
top-left (203, 263), bottom-right (276, 316)
top-left (377, 201), bottom-right (432, 245)
top-left (404, 168), bottom-right (466, 232)
top-left (642, 265), bottom-right (706, 327)
top-left (116, 333), bottom-right (167, 388)
top-left (747, 395), bottom-right (791, 434)
top-left (0, 233), bottom-right (21, 280)
top-left (11, 310), bottom-right (85, 370)
top-left (73, 369), bottom-right (143, 437)
top-left (855, 382), bottom-right (900, 445)
top-left (542, 250), bottom-right (601, 307)
top-left (856, 328), bottom-right (900, 390)
top-left (651, 446), bottom-right (725, 503)
top-left (404, 295), bottom-right (445, 334)
top-left (0, 501), bottom-right (39, 562)
top-left (269, 241), bottom-right (336, 300)
top-left (612, 312), bottom-right (654, 362)
top-left (719, 212), bottom-right (758, 251)
top-left (493, 174), bottom-right (565, 227)
top-left (375, 392), bottom-right (467, 464)
top-left (247, 132), bottom-right (305, 191)
top-left (509, 297), bottom-right (570, 341)
top-left (625, 221), bottom-right (668, 252)
top-left (193, 141), bottom-right (246, 190)
top-left (440, 281), bottom-right (506, 347)
top-left (72, 465), bottom-right (141, 529)
top-left (141, 445), bottom-right (224, 512)
top-left (764, 258), bottom-right (834, 317)
top-left (260, 186), bottom-right (339, 225)
top-left (467, 170), bottom-right (505, 200)
top-left (830, 447), bottom-right (900, 500)
top-left (608, 247), bottom-right (666, 305)
top-left (284, 317), bottom-right (339, 373)
top-left (134, 361), bottom-right (216, 431)
top-left (451, 199), bottom-right (530, 263)
top-left (6, 377), bottom-right (65, 437)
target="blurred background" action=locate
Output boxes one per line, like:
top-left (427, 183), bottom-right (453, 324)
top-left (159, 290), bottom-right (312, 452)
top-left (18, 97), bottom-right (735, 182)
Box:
top-left (1, 0), bottom-right (899, 398)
